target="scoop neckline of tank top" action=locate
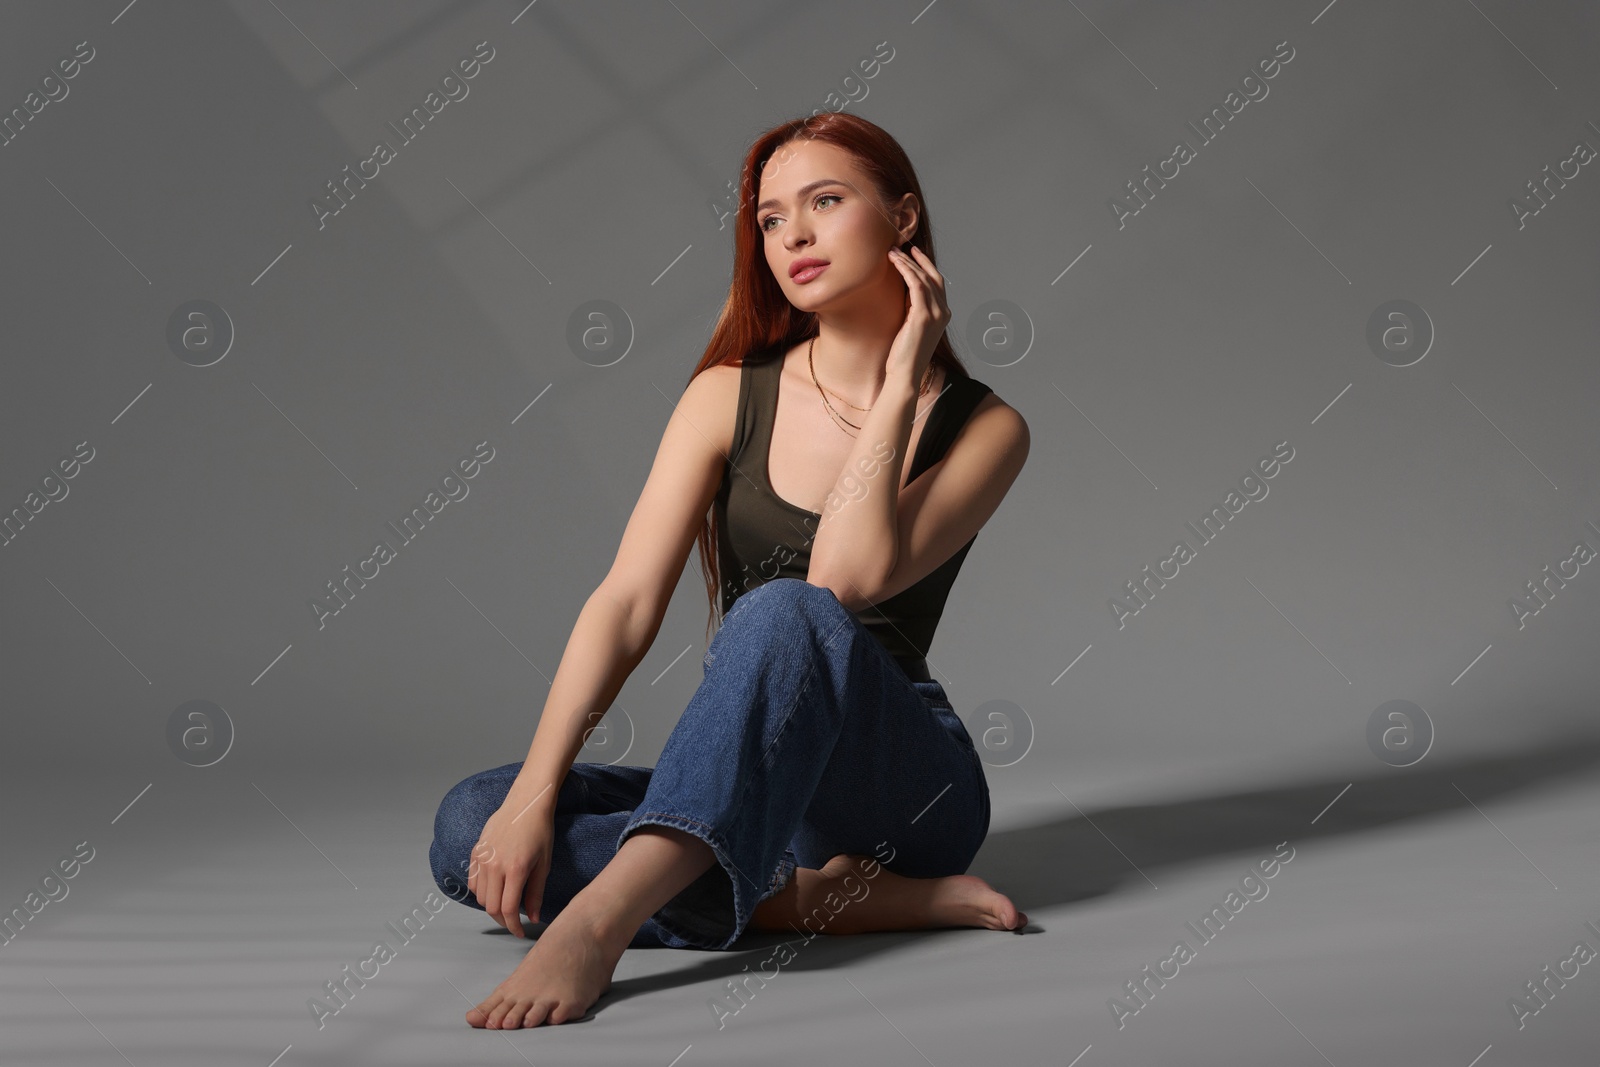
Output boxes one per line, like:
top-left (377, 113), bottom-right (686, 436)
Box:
top-left (755, 353), bottom-right (956, 520)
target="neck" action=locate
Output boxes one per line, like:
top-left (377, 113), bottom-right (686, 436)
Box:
top-left (806, 315), bottom-right (910, 405)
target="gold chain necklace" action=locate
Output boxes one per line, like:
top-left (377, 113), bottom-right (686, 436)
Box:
top-left (808, 335), bottom-right (934, 437)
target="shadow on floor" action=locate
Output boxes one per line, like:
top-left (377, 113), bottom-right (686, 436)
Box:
top-left (591, 729), bottom-right (1600, 1008)
top-left (969, 729), bottom-right (1600, 910)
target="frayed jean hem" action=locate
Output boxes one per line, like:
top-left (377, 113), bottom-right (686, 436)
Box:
top-left (618, 810), bottom-right (796, 951)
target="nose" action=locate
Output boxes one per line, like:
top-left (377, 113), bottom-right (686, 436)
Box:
top-left (782, 223), bottom-right (812, 253)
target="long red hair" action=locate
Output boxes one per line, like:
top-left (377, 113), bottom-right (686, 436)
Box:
top-left (688, 112), bottom-right (971, 641)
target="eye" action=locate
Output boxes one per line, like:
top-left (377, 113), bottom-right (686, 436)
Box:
top-left (759, 193), bottom-right (844, 232)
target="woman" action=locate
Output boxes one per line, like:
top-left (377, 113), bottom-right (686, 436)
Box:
top-left (429, 112), bottom-right (1032, 1030)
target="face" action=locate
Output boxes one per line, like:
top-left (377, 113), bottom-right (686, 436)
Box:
top-left (755, 139), bottom-right (914, 311)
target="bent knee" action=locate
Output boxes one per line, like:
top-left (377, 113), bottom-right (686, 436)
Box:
top-left (731, 578), bottom-right (846, 629)
top-left (754, 577), bottom-right (835, 605)
top-left (428, 777), bottom-right (499, 891)
top-left (428, 833), bottom-right (477, 906)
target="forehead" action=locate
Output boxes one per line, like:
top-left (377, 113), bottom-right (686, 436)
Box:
top-left (757, 140), bottom-right (863, 196)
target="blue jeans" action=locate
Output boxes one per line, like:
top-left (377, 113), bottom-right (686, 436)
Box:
top-left (428, 578), bottom-right (990, 950)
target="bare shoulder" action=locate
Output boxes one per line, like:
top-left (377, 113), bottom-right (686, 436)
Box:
top-left (963, 388), bottom-right (1030, 456)
top-left (674, 362), bottom-right (743, 460)
top-left (596, 361), bottom-right (745, 623)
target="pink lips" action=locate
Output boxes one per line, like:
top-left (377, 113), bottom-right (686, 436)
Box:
top-left (789, 258), bottom-right (828, 283)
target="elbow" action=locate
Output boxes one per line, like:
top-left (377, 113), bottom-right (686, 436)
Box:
top-left (821, 583), bottom-right (867, 613)
top-left (807, 569), bottom-right (886, 613)
top-left (807, 543), bottom-right (897, 612)
top-left (593, 582), bottom-right (657, 648)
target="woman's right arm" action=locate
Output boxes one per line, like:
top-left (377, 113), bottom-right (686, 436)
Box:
top-left (468, 364), bottom-right (741, 938)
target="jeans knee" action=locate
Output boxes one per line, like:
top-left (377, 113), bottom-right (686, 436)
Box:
top-left (734, 578), bottom-right (845, 631)
top-left (429, 773), bottom-right (498, 904)
top-left (710, 579), bottom-right (852, 676)
top-left (755, 576), bottom-right (832, 604)
top-left (429, 836), bottom-right (474, 905)
top-left (432, 777), bottom-right (476, 844)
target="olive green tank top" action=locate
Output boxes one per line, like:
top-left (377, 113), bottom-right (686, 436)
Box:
top-left (713, 342), bottom-right (994, 678)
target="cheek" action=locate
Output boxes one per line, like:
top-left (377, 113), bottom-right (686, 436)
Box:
top-left (838, 225), bottom-right (887, 273)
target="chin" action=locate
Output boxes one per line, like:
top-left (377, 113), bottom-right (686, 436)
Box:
top-left (785, 275), bottom-right (861, 311)
top-left (789, 295), bottom-right (840, 316)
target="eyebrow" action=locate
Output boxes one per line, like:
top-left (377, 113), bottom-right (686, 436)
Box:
top-left (755, 178), bottom-right (848, 215)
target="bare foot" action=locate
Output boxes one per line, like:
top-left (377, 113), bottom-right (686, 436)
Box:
top-left (465, 911), bottom-right (626, 1029)
top-left (757, 854), bottom-right (1028, 936)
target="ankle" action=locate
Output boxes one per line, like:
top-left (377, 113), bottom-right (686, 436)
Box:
top-left (544, 889), bottom-right (634, 955)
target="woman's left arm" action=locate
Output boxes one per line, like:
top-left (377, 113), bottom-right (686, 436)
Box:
top-left (802, 369), bottom-right (922, 602)
top-left (806, 245), bottom-right (1029, 609)
top-left (806, 394), bottom-right (1029, 611)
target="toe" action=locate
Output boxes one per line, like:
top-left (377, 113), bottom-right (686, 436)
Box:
top-left (991, 898), bottom-right (1022, 930)
top-left (469, 995), bottom-right (500, 1028)
top-left (486, 998), bottom-right (518, 1029)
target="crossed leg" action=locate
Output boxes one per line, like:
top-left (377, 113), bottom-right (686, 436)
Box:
top-left (465, 835), bottom-right (1029, 1030)
top-left (459, 580), bottom-right (1024, 1029)
top-left (749, 853), bottom-right (1027, 937)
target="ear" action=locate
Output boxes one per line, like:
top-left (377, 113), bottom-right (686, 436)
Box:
top-left (892, 192), bottom-right (920, 245)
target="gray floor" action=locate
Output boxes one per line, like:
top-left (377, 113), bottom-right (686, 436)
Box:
top-left (4, 739), bottom-right (1597, 1066)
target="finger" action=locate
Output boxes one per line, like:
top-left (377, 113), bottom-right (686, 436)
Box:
top-left (889, 251), bottom-right (926, 299)
top-left (903, 246), bottom-right (947, 294)
top-left (467, 841), bottom-right (491, 899)
top-left (524, 871), bottom-right (547, 926)
top-left (903, 259), bottom-right (939, 306)
top-left (889, 247), bottom-right (921, 277)
top-left (905, 247), bottom-right (946, 298)
top-left (482, 871), bottom-right (504, 926)
top-left (892, 246), bottom-right (924, 270)
top-left (524, 855), bottom-right (548, 925)
top-left (502, 876), bottom-right (527, 939)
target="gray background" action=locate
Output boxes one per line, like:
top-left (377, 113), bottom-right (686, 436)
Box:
top-left (2, 0), bottom-right (1597, 1064)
